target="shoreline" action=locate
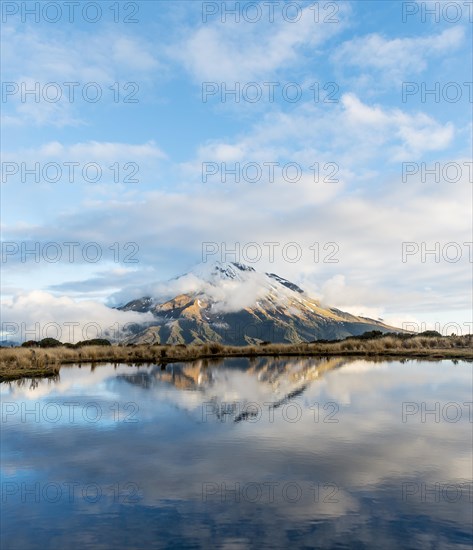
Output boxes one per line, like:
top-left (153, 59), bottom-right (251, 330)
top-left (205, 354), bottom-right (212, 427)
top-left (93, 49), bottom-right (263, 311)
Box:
top-left (1, 335), bottom-right (472, 382)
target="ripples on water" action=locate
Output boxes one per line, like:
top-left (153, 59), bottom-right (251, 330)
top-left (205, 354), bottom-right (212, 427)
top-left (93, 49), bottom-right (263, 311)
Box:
top-left (1, 357), bottom-right (472, 549)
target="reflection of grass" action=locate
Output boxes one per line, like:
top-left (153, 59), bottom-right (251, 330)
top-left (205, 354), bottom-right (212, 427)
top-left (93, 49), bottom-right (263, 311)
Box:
top-left (0, 335), bottom-right (471, 381)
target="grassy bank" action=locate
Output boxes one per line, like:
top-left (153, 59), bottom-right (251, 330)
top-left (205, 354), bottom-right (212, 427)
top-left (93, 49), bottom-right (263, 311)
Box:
top-left (0, 334), bottom-right (471, 381)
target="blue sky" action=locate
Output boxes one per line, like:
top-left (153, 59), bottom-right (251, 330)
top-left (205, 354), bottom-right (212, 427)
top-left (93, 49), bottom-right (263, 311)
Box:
top-left (1, 0), bottom-right (472, 339)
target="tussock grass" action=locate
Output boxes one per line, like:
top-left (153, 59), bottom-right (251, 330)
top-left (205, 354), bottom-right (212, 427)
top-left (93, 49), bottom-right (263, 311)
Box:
top-left (1, 335), bottom-right (471, 381)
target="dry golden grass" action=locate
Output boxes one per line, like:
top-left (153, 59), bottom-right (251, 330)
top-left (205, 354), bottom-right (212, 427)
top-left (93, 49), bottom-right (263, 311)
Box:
top-left (0, 335), bottom-right (471, 381)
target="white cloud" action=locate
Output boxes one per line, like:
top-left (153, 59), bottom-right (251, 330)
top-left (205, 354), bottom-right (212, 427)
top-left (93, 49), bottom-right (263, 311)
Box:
top-left (175, 3), bottom-right (349, 82)
top-left (186, 93), bottom-right (454, 181)
top-left (2, 4), bottom-right (470, 331)
top-left (110, 267), bottom-right (287, 314)
top-left (3, 144), bottom-right (471, 321)
top-left (1, 24), bottom-right (161, 126)
top-left (1, 140), bottom-right (167, 189)
top-left (341, 94), bottom-right (454, 159)
top-left (333, 26), bottom-right (465, 84)
top-left (1, 291), bottom-right (153, 344)
top-left (38, 140), bottom-right (167, 162)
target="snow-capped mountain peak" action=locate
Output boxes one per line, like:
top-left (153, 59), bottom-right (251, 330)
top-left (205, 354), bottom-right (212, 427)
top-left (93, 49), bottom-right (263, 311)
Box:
top-left (118, 262), bottom-right (401, 345)
top-left (188, 261), bottom-right (257, 283)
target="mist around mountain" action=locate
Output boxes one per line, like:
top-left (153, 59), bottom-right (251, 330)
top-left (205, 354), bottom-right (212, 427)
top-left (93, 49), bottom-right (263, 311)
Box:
top-left (119, 262), bottom-right (401, 345)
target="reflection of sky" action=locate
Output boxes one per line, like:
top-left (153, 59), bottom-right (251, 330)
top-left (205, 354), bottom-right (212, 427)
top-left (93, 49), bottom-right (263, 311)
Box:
top-left (1, 358), bottom-right (472, 549)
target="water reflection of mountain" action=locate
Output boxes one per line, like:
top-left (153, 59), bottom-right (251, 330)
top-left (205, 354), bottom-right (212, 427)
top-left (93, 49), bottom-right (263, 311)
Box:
top-left (117, 356), bottom-right (349, 422)
top-left (3, 359), bottom-right (472, 549)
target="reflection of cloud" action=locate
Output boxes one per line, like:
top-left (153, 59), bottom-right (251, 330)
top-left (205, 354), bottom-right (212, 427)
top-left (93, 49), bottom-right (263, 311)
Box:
top-left (1, 358), bottom-right (472, 546)
top-left (1, 363), bottom-right (138, 400)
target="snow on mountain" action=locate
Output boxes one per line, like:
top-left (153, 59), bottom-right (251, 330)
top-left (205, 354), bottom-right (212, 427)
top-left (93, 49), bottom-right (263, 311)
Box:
top-left (189, 260), bottom-right (256, 282)
top-left (118, 261), bottom-right (402, 345)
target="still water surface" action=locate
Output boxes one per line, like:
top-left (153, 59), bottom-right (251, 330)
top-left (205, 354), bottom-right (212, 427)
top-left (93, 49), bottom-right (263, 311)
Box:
top-left (1, 357), bottom-right (472, 549)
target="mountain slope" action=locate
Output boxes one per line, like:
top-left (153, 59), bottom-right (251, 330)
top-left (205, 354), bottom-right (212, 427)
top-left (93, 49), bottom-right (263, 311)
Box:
top-left (119, 261), bottom-right (401, 345)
